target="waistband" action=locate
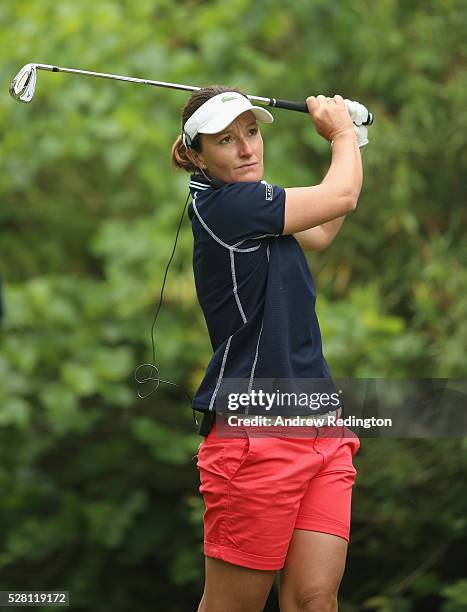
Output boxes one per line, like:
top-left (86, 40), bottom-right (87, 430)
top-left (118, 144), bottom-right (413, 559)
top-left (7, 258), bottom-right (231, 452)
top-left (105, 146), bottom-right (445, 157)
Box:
top-left (197, 407), bottom-right (343, 437)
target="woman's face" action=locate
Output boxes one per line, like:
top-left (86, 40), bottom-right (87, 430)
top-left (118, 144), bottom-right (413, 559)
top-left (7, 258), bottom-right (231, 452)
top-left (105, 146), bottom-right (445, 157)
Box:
top-left (193, 110), bottom-right (264, 183)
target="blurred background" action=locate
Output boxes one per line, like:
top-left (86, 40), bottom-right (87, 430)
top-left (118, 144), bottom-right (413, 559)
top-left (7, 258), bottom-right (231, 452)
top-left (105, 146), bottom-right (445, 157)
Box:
top-left (1, 0), bottom-right (466, 610)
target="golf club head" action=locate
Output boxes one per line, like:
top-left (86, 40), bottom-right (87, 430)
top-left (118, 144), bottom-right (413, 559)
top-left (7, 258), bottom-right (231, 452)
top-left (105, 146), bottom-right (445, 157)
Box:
top-left (9, 64), bottom-right (37, 103)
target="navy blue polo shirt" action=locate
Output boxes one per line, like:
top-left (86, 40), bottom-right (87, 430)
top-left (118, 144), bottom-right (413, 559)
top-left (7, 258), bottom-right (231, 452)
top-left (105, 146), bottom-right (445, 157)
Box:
top-left (187, 173), bottom-right (339, 417)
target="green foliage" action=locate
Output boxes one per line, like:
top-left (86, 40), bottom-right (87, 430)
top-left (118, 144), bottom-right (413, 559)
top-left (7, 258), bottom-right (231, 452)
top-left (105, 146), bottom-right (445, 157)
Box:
top-left (0, 0), bottom-right (466, 610)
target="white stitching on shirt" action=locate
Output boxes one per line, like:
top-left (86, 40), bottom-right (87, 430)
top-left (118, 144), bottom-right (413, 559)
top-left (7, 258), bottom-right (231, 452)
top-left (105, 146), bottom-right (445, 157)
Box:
top-left (230, 250), bottom-right (247, 324)
top-left (246, 317), bottom-right (264, 413)
top-left (189, 181), bottom-right (209, 190)
top-left (209, 334), bottom-right (232, 411)
top-left (192, 196), bottom-right (260, 253)
top-left (232, 233), bottom-right (280, 248)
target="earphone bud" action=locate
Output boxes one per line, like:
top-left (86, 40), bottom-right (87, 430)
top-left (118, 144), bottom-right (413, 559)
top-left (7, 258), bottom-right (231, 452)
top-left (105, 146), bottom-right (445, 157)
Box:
top-left (182, 130), bottom-right (192, 149)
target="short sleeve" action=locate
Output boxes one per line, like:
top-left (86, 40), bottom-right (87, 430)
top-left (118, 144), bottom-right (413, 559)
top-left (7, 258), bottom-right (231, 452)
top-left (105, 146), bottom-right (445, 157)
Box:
top-left (202, 181), bottom-right (285, 245)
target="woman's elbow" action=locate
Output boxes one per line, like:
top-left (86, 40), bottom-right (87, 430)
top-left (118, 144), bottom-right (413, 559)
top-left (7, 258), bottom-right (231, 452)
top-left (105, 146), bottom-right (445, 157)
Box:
top-left (347, 180), bottom-right (363, 211)
top-left (347, 191), bottom-right (361, 212)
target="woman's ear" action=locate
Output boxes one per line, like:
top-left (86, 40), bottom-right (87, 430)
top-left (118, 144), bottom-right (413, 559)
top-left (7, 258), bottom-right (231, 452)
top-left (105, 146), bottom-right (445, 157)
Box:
top-left (186, 147), bottom-right (202, 167)
top-left (188, 150), bottom-right (206, 170)
top-left (184, 147), bottom-right (194, 165)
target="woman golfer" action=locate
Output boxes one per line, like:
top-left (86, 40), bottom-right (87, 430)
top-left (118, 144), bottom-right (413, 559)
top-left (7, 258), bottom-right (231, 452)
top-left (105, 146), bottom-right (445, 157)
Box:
top-left (172, 86), bottom-right (363, 612)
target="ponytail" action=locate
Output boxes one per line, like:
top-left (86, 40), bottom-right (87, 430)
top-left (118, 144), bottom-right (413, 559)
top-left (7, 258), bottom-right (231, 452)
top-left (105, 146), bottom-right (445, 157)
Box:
top-left (171, 134), bottom-right (198, 173)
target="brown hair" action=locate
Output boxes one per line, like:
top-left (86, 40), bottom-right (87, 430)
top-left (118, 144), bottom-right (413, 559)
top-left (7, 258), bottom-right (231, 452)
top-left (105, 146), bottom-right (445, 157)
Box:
top-left (171, 85), bottom-right (247, 173)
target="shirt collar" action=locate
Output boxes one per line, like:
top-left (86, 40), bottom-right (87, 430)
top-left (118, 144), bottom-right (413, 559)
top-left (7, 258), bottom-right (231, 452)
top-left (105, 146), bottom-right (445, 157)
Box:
top-left (189, 173), bottom-right (212, 196)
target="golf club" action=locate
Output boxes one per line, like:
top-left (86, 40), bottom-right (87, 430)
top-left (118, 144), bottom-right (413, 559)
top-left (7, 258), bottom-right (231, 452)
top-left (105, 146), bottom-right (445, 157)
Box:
top-left (9, 63), bottom-right (374, 125)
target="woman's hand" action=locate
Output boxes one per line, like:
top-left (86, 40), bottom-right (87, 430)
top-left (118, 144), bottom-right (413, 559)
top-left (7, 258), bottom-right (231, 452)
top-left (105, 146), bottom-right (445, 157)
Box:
top-left (306, 95), bottom-right (355, 143)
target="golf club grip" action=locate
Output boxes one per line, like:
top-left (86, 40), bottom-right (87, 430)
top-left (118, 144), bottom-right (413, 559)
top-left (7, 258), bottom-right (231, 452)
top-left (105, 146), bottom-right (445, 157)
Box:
top-left (271, 98), bottom-right (309, 113)
top-left (271, 98), bottom-right (374, 125)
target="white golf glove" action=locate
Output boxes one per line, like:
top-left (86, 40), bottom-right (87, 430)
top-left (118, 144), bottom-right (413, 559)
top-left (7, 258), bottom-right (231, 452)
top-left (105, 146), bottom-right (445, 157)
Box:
top-left (353, 124), bottom-right (369, 148)
top-left (345, 99), bottom-right (369, 148)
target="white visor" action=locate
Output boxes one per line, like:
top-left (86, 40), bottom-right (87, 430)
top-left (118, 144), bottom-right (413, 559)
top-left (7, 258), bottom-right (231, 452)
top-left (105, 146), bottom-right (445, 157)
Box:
top-left (183, 91), bottom-right (273, 145)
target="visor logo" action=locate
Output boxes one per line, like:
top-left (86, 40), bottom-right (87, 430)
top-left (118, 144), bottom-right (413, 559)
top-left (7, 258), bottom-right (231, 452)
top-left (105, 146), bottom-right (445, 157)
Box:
top-left (221, 95), bottom-right (238, 103)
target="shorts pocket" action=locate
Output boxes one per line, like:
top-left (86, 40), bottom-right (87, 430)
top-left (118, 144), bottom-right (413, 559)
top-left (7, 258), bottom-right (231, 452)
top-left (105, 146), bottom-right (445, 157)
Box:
top-left (197, 433), bottom-right (254, 481)
top-left (222, 436), bottom-right (253, 480)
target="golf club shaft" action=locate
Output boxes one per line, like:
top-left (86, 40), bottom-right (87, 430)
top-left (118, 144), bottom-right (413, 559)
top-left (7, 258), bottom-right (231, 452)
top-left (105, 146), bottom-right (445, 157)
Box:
top-left (17, 63), bottom-right (374, 125)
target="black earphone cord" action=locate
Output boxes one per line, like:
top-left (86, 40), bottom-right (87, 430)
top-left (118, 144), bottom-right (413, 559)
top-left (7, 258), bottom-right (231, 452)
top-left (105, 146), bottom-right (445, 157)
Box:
top-left (133, 190), bottom-right (199, 427)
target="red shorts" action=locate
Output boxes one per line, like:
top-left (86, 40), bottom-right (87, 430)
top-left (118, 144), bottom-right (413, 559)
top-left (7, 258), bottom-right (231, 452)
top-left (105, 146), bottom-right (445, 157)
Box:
top-left (194, 420), bottom-right (361, 571)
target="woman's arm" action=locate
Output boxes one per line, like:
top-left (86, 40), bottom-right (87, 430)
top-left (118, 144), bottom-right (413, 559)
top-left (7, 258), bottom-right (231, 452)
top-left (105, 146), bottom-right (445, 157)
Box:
top-left (283, 130), bottom-right (362, 235)
top-left (294, 215), bottom-right (347, 252)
